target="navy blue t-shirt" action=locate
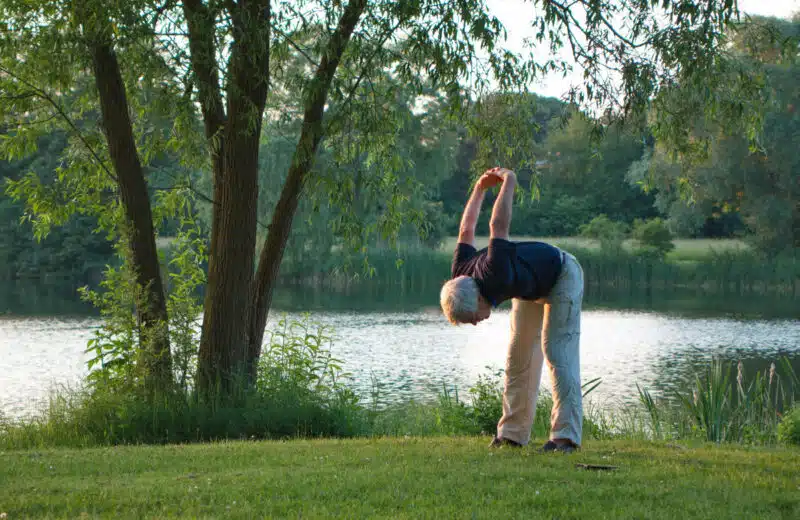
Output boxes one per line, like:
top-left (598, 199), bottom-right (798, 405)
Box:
top-left (451, 238), bottom-right (563, 306)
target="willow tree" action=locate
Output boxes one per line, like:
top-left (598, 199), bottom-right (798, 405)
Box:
top-left (627, 15), bottom-right (799, 252)
top-left (0, 0), bottom-right (766, 397)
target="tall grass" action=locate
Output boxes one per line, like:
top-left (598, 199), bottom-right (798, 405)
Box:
top-left (635, 357), bottom-right (798, 444)
top-left (301, 246), bottom-right (799, 311)
top-left (0, 315), bottom-right (368, 449)
top-left (3, 357), bottom-right (797, 449)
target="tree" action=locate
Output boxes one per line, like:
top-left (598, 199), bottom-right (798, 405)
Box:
top-left (0, 130), bottom-right (114, 285)
top-left (631, 217), bottom-right (674, 259)
top-left (627, 16), bottom-right (799, 253)
top-left (1, 0), bottom-right (765, 398)
top-left (580, 214), bottom-right (628, 251)
top-left (530, 112), bottom-right (657, 234)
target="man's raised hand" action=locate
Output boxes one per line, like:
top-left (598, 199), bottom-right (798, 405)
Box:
top-left (476, 167), bottom-right (515, 191)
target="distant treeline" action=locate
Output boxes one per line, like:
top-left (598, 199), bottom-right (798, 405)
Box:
top-left (1, 18), bottom-right (797, 291)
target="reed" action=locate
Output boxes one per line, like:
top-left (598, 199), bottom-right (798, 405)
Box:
top-left (632, 356), bottom-right (798, 445)
top-left (3, 357), bottom-right (796, 449)
top-left (300, 246), bottom-right (799, 307)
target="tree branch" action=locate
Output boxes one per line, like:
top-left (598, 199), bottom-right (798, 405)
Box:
top-left (0, 66), bottom-right (118, 183)
top-left (248, 0), bottom-right (368, 375)
top-left (574, 0), bottom-right (652, 50)
top-left (272, 25), bottom-right (319, 67)
top-left (182, 0), bottom-right (226, 145)
top-left (326, 18), bottom-right (404, 132)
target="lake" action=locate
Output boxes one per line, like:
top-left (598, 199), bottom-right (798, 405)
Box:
top-left (2, 285), bottom-right (798, 419)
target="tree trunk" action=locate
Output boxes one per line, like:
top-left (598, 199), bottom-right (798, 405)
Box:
top-left (196, 118), bottom-right (262, 397)
top-left (246, 0), bottom-right (368, 380)
top-left (90, 42), bottom-right (171, 391)
top-left (182, 0), bottom-right (226, 254)
top-left (193, 0), bottom-right (271, 398)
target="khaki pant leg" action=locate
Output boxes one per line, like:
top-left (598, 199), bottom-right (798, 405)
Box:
top-left (496, 298), bottom-right (545, 445)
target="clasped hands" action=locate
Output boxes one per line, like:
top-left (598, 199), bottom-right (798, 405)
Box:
top-left (476, 167), bottom-right (516, 191)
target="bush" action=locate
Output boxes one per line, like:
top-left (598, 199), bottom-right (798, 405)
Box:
top-left (580, 214), bottom-right (628, 250)
top-left (366, 369), bottom-right (556, 440)
top-left (632, 217), bottom-right (674, 259)
top-left (466, 368), bottom-right (505, 434)
top-left (778, 407), bottom-right (800, 446)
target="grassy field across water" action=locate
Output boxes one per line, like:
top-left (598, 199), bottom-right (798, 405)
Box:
top-left (2, 437), bottom-right (798, 519)
top-left (438, 236), bottom-right (750, 261)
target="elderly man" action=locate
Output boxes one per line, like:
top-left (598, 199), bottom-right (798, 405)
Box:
top-left (439, 167), bottom-right (584, 452)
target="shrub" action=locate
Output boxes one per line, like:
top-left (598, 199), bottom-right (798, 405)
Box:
top-left (466, 368), bottom-right (504, 434)
top-left (580, 214), bottom-right (629, 250)
top-left (778, 407), bottom-right (800, 446)
top-left (632, 217), bottom-right (674, 259)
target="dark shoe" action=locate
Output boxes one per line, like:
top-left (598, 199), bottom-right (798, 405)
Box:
top-left (538, 440), bottom-right (578, 454)
top-left (489, 436), bottom-right (523, 448)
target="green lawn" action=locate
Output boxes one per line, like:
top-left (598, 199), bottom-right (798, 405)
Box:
top-left (440, 236), bottom-right (749, 260)
top-left (2, 438), bottom-right (797, 519)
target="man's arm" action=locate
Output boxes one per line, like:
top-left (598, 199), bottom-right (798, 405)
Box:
top-left (457, 187), bottom-right (485, 247)
top-left (489, 168), bottom-right (516, 240)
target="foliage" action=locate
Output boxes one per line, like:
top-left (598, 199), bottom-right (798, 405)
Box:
top-left (674, 358), bottom-right (734, 443)
top-left (78, 246), bottom-right (144, 391)
top-left (0, 383), bottom-right (364, 447)
top-left (778, 406), bottom-right (800, 446)
top-left (637, 383), bottom-right (664, 439)
top-left (535, 115), bottom-right (656, 225)
top-left (465, 368), bottom-right (506, 434)
top-left (258, 315), bottom-right (357, 405)
top-left (0, 131), bottom-right (114, 285)
top-left (77, 189), bottom-right (206, 394)
top-left (580, 214), bottom-right (628, 251)
top-left (157, 191), bottom-right (207, 391)
top-left (631, 217), bottom-right (675, 259)
top-left (632, 357), bottom-right (799, 445)
top-left (628, 16), bottom-right (800, 253)
top-left (451, 108), bottom-right (659, 238)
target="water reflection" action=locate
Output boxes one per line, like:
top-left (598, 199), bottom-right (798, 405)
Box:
top-left (3, 279), bottom-right (799, 319)
top-left (0, 280), bottom-right (94, 316)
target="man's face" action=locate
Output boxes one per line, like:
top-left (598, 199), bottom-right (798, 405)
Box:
top-left (466, 296), bottom-right (492, 325)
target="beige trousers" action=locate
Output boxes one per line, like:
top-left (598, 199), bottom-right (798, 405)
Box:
top-left (496, 251), bottom-right (584, 446)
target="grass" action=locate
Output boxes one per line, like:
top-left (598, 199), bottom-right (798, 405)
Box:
top-left (340, 239), bottom-right (798, 312)
top-left (635, 357), bottom-right (799, 445)
top-left (1, 437), bottom-right (798, 519)
top-left (1, 349), bottom-right (798, 517)
top-left (438, 236), bottom-right (749, 261)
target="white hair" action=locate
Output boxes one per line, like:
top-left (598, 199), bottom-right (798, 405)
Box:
top-left (440, 275), bottom-right (479, 325)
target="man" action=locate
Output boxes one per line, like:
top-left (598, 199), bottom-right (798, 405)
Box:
top-left (439, 167), bottom-right (584, 453)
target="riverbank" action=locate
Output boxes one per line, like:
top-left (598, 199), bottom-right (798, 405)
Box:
top-left (3, 236), bottom-right (797, 318)
top-left (2, 437), bottom-right (798, 518)
top-left (299, 238), bottom-right (799, 299)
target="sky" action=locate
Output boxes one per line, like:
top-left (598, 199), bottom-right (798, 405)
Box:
top-left (485, 0), bottom-right (799, 99)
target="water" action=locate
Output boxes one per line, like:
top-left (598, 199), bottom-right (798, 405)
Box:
top-left (2, 305), bottom-right (798, 418)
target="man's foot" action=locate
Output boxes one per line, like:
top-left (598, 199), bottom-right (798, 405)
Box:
top-left (538, 439), bottom-right (579, 454)
top-left (489, 436), bottom-right (523, 448)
